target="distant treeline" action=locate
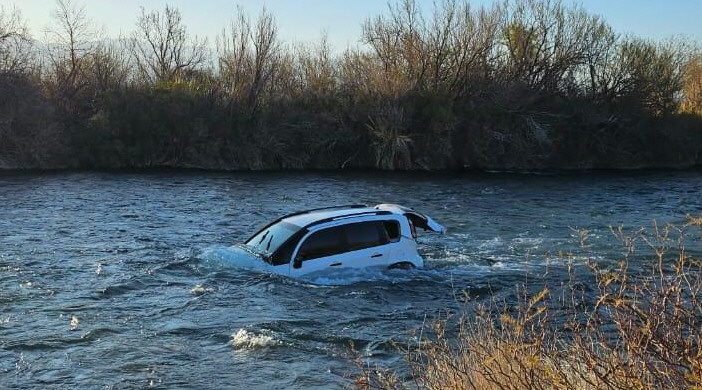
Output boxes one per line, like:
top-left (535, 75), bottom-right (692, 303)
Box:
top-left (1, 0), bottom-right (701, 170)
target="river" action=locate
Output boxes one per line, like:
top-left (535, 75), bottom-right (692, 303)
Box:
top-left (1, 171), bottom-right (701, 389)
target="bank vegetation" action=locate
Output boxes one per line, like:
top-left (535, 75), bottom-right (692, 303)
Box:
top-left (1, 0), bottom-right (702, 170)
top-left (357, 216), bottom-right (702, 389)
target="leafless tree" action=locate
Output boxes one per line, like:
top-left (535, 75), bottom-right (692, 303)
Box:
top-left (217, 7), bottom-right (282, 113)
top-left (0, 6), bottom-right (32, 73)
top-left (581, 22), bottom-right (622, 100)
top-left (430, 1), bottom-right (503, 95)
top-left (87, 39), bottom-right (131, 93)
top-left (295, 33), bottom-right (336, 98)
top-left (357, 0), bottom-right (503, 97)
top-left (361, 0), bottom-right (427, 95)
top-left (614, 37), bottom-right (690, 114)
top-left (131, 5), bottom-right (207, 84)
top-left (217, 6), bottom-right (252, 101)
top-left (681, 53), bottom-right (702, 115)
top-left (248, 7), bottom-right (279, 108)
top-left (44, 0), bottom-right (95, 105)
top-left (499, 0), bottom-right (612, 91)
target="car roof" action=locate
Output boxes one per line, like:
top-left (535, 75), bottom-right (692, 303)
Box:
top-left (282, 204), bottom-right (403, 228)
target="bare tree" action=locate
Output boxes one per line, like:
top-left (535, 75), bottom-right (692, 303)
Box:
top-left (0, 6), bottom-right (32, 73)
top-left (358, 0), bottom-right (503, 97)
top-left (88, 39), bottom-right (131, 93)
top-left (217, 6), bottom-right (252, 101)
top-left (614, 37), bottom-right (690, 114)
top-left (295, 32), bottom-right (336, 98)
top-left (361, 0), bottom-right (427, 95)
top-left (580, 22), bottom-right (621, 99)
top-left (681, 53), bottom-right (702, 115)
top-left (217, 7), bottom-right (281, 113)
top-left (431, 1), bottom-right (503, 95)
top-left (499, 0), bottom-right (611, 91)
top-left (131, 5), bottom-right (207, 84)
top-left (44, 0), bottom-right (95, 106)
top-left (249, 7), bottom-right (280, 108)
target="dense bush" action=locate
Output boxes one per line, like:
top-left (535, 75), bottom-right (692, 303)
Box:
top-left (0, 0), bottom-right (701, 170)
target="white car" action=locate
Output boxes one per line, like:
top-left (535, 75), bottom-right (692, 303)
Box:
top-left (227, 204), bottom-right (445, 277)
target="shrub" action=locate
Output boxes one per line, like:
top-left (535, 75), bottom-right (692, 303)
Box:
top-left (357, 217), bottom-right (702, 389)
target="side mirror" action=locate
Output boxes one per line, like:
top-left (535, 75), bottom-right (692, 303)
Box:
top-left (293, 256), bottom-right (302, 269)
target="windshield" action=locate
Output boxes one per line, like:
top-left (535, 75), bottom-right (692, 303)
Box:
top-left (245, 221), bottom-right (301, 256)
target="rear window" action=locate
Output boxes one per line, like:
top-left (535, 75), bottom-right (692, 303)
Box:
top-left (383, 221), bottom-right (400, 242)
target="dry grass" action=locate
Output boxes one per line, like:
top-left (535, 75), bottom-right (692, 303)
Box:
top-left (356, 216), bottom-right (702, 390)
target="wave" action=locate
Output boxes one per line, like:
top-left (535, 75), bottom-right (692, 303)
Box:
top-left (230, 329), bottom-right (280, 350)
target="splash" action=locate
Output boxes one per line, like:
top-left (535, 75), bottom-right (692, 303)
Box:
top-left (299, 266), bottom-right (418, 286)
top-left (230, 329), bottom-right (278, 349)
top-left (199, 246), bottom-right (273, 273)
top-left (190, 284), bottom-right (214, 296)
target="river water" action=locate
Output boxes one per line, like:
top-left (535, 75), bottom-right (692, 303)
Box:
top-left (1, 171), bottom-right (701, 389)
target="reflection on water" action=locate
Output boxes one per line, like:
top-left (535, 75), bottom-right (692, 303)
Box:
top-left (0, 171), bottom-right (701, 388)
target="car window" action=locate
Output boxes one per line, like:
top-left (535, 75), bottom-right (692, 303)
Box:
top-left (346, 221), bottom-right (384, 251)
top-left (245, 221), bottom-right (301, 256)
top-left (269, 229), bottom-right (307, 266)
top-left (407, 217), bottom-right (417, 239)
top-left (383, 220), bottom-right (400, 242)
top-left (298, 226), bottom-right (345, 261)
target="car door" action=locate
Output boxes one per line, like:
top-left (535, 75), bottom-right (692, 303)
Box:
top-left (341, 220), bottom-right (395, 269)
top-left (289, 225), bottom-right (349, 276)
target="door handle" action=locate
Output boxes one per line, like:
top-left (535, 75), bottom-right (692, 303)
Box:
top-left (371, 253), bottom-right (383, 258)
top-left (330, 262), bottom-right (342, 267)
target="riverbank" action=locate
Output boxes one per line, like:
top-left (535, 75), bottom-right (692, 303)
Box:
top-left (2, 85), bottom-right (701, 172)
top-left (2, 1), bottom-right (701, 172)
top-left (358, 217), bottom-right (702, 390)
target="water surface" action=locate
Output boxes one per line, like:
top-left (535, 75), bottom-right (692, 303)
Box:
top-left (1, 171), bottom-right (701, 389)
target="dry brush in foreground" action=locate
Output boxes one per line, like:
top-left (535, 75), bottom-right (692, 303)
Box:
top-left (357, 216), bottom-right (702, 390)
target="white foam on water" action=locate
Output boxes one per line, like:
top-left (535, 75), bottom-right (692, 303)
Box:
top-left (200, 246), bottom-right (418, 286)
top-left (477, 237), bottom-right (504, 251)
top-left (199, 246), bottom-right (273, 272)
top-left (200, 240), bottom-right (583, 286)
top-left (230, 329), bottom-right (279, 349)
top-left (511, 237), bottom-right (544, 247)
top-left (301, 266), bottom-right (420, 286)
top-left (190, 284), bottom-right (214, 296)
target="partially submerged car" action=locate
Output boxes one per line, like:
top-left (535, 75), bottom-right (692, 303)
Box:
top-left (227, 204), bottom-right (444, 277)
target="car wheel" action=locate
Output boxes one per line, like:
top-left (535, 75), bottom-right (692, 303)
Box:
top-left (388, 262), bottom-right (415, 270)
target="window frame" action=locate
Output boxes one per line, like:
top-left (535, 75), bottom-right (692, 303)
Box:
top-left (295, 224), bottom-right (347, 263)
top-left (293, 218), bottom-right (401, 266)
top-left (268, 228), bottom-right (308, 266)
top-left (382, 220), bottom-right (401, 243)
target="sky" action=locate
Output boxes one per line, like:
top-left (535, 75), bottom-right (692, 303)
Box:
top-left (6, 0), bottom-right (702, 51)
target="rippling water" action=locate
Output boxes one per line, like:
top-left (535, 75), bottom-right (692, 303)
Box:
top-left (1, 171), bottom-right (701, 389)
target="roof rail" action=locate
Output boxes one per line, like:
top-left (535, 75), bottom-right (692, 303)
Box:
top-left (305, 210), bottom-right (392, 229)
top-left (280, 204), bottom-right (368, 219)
